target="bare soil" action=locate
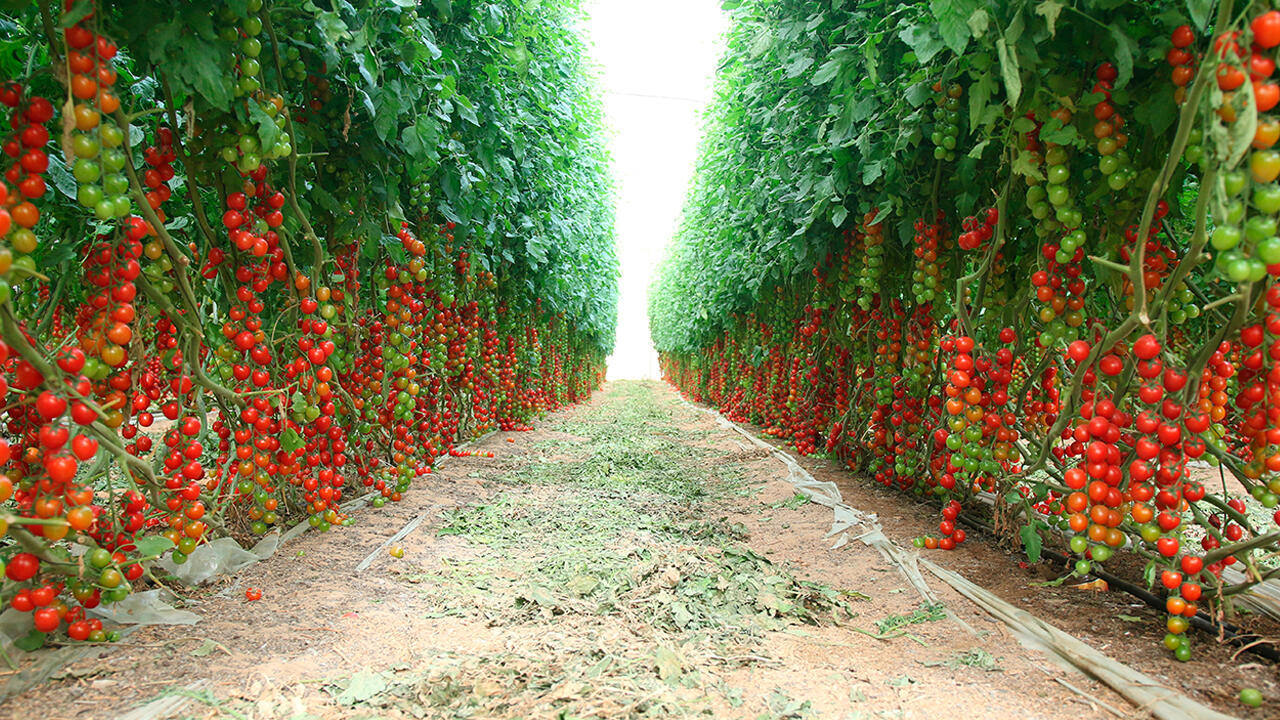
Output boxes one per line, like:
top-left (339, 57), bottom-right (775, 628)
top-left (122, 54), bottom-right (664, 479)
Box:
top-left (1, 380), bottom-right (1271, 719)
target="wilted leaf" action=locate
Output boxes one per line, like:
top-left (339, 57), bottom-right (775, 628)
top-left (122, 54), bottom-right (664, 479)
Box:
top-left (336, 670), bottom-right (388, 705)
top-left (653, 646), bottom-right (683, 681)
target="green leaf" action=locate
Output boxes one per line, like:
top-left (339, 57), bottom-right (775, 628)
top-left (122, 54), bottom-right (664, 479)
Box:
top-left (1038, 117), bottom-right (1078, 146)
top-left (1187, 0), bottom-right (1213, 30)
top-left (518, 585), bottom-right (557, 608)
top-left (315, 11), bottom-right (352, 47)
top-left (785, 55), bottom-right (815, 79)
top-left (996, 37), bottom-right (1022, 108)
top-left (812, 57), bottom-right (842, 85)
top-left (968, 72), bottom-right (998, 133)
top-left (14, 629), bottom-right (46, 652)
top-left (248, 101), bottom-right (282, 152)
top-left (967, 9), bottom-right (990, 39)
top-left (58, 0), bottom-right (94, 28)
top-left (905, 82), bottom-right (933, 107)
top-left (190, 639), bottom-right (229, 656)
top-left (1012, 151), bottom-right (1046, 181)
top-left (46, 153), bottom-right (78, 200)
top-left (831, 204), bottom-right (849, 228)
top-left (134, 535), bottom-right (176, 557)
top-left (281, 428), bottom-right (305, 454)
top-left (931, 0), bottom-right (982, 54)
top-left (1133, 83), bottom-right (1177, 137)
top-left (1019, 524), bottom-right (1042, 564)
top-left (1011, 116), bottom-right (1037, 133)
top-left (899, 25), bottom-right (945, 65)
top-left (1035, 0), bottom-right (1066, 36)
top-left (1107, 23), bottom-right (1138, 89)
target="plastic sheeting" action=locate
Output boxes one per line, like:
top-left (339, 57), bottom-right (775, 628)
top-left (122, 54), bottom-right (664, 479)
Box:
top-left (84, 588), bottom-right (199, 626)
top-left (157, 534), bottom-right (282, 586)
top-left (922, 559), bottom-right (1239, 720)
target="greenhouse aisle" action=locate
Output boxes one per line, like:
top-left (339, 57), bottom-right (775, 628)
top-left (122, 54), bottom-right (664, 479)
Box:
top-left (10, 381), bottom-right (1129, 719)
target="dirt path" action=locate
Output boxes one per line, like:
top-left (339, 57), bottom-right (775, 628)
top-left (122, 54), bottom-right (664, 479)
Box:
top-left (9, 381), bottom-right (1146, 719)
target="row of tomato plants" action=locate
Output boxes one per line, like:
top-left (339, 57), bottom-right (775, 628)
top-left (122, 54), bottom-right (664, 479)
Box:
top-left (653, 0), bottom-right (1280, 666)
top-left (0, 0), bottom-right (615, 650)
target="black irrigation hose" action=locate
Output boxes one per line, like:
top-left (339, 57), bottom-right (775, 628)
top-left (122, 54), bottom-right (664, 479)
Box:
top-left (951, 512), bottom-right (1280, 663)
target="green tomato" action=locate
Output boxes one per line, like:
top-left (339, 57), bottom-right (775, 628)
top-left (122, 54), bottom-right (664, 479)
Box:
top-left (103, 173), bottom-right (129, 197)
top-left (98, 568), bottom-right (123, 588)
top-left (99, 123), bottom-right (124, 148)
top-left (87, 548), bottom-right (113, 569)
top-left (1223, 169), bottom-right (1248, 196)
top-left (1239, 688), bottom-right (1263, 707)
top-left (1246, 215), bottom-right (1278, 242)
top-left (1254, 183), bottom-right (1280, 214)
top-left (1140, 523), bottom-right (1162, 543)
top-left (1210, 225), bottom-right (1242, 251)
top-left (1225, 255), bottom-right (1254, 283)
top-left (1248, 257), bottom-right (1269, 282)
top-left (102, 148), bottom-right (127, 172)
top-left (73, 159), bottom-right (102, 183)
top-left (1068, 535), bottom-right (1088, 554)
top-left (1258, 236), bottom-right (1280, 264)
top-left (77, 183), bottom-right (103, 208)
top-left (72, 134), bottom-right (100, 159)
top-left (94, 199), bottom-right (116, 221)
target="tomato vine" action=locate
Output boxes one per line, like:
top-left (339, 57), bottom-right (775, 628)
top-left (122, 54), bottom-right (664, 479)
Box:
top-left (0, 0), bottom-right (617, 651)
top-left (652, 0), bottom-right (1280, 662)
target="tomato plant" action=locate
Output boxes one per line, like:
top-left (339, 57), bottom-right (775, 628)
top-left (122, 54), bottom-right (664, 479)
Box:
top-left (651, 0), bottom-right (1280, 665)
top-left (0, 0), bottom-right (617, 648)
